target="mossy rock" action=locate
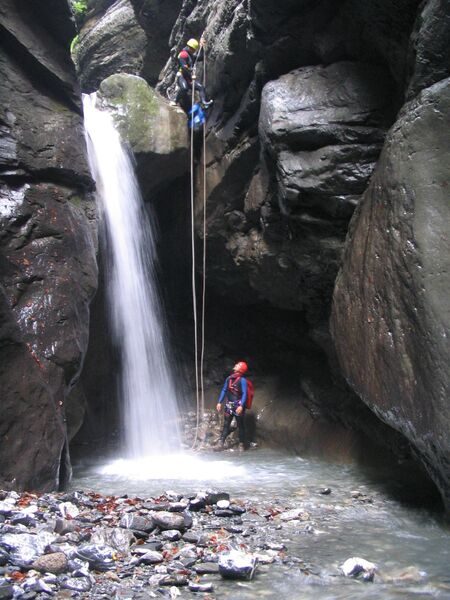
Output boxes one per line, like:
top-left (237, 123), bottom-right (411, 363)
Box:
top-left (98, 73), bottom-right (188, 155)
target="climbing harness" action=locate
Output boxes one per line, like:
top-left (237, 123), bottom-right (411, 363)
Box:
top-left (188, 35), bottom-right (208, 450)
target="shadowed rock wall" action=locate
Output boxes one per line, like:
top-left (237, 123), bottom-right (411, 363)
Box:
top-left (0, 0), bottom-right (97, 490)
top-left (72, 0), bottom-right (448, 506)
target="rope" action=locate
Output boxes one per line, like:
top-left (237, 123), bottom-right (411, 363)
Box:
top-left (189, 34), bottom-right (206, 450)
top-left (190, 59), bottom-right (200, 450)
top-left (199, 42), bottom-right (207, 433)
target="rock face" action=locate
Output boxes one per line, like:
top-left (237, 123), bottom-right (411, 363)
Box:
top-left (331, 78), bottom-right (450, 509)
top-left (70, 0), bottom-right (450, 507)
top-left (96, 73), bottom-right (189, 194)
top-left (0, 0), bottom-right (97, 490)
top-left (74, 0), bottom-right (147, 92)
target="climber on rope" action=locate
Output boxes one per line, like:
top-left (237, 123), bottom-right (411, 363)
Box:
top-left (215, 361), bottom-right (250, 451)
top-left (174, 36), bottom-right (213, 116)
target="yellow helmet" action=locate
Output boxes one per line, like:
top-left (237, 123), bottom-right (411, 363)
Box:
top-left (187, 38), bottom-right (199, 51)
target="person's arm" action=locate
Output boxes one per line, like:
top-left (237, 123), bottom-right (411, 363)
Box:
top-left (178, 49), bottom-right (192, 76)
top-left (216, 377), bottom-right (228, 412)
top-left (236, 377), bottom-right (247, 415)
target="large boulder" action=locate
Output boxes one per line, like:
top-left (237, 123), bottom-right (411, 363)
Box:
top-left (96, 73), bottom-right (189, 194)
top-left (0, 0), bottom-right (97, 490)
top-left (74, 0), bottom-right (147, 92)
top-left (406, 0), bottom-right (450, 100)
top-left (331, 78), bottom-right (450, 509)
top-left (199, 62), bottom-right (390, 321)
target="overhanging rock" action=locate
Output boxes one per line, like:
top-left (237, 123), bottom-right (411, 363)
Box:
top-left (96, 73), bottom-right (189, 195)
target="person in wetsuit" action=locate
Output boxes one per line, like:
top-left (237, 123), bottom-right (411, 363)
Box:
top-left (216, 361), bottom-right (248, 450)
top-left (175, 37), bottom-right (213, 114)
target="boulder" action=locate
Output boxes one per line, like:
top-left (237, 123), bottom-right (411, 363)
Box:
top-left (75, 0), bottom-right (146, 92)
top-left (406, 0), bottom-right (450, 100)
top-left (331, 78), bottom-right (450, 509)
top-left (96, 73), bottom-right (189, 194)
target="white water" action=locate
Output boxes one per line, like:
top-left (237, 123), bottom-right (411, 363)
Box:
top-left (83, 94), bottom-right (181, 458)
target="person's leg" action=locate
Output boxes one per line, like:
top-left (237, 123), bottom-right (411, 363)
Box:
top-left (195, 82), bottom-right (213, 107)
top-left (236, 414), bottom-right (247, 448)
top-left (220, 413), bottom-right (233, 444)
top-left (176, 75), bottom-right (191, 113)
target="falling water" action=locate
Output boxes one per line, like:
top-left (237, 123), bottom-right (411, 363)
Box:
top-left (83, 94), bottom-right (181, 458)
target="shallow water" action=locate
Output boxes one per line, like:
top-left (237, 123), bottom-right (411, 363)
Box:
top-left (72, 449), bottom-right (450, 599)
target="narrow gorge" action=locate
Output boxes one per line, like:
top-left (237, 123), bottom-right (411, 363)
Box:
top-left (0, 0), bottom-right (449, 597)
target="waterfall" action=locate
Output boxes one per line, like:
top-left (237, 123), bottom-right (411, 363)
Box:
top-left (83, 94), bottom-right (181, 458)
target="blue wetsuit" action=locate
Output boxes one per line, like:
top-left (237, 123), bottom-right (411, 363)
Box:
top-left (218, 374), bottom-right (247, 446)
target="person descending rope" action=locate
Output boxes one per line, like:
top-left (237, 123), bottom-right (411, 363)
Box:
top-left (216, 361), bottom-right (249, 451)
top-left (175, 36), bottom-right (213, 114)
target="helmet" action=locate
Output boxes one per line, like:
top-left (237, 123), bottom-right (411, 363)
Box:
top-left (186, 38), bottom-right (199, 51)
top-left (233, 361), bottom-right (248, 374)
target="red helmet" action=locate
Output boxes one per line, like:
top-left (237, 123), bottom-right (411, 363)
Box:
top-left (233, 361), bottom-right (248, 374)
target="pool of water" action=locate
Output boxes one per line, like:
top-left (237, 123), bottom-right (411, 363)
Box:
top-left (71, 449), bottom-right (450, 599)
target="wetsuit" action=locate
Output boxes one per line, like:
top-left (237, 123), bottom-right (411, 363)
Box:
top-left (176, 46), bottom-right (209, 113)
top-left (218, 373), bottom-right (248, 446)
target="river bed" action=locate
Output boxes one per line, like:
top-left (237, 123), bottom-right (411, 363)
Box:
top-left (71, 448), bottom-right (450, 599)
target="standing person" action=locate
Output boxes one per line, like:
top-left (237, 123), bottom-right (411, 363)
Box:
top-left (175, 36), bottom-right (213, 114)
top-left (216, 361), bottom-right (248, 451)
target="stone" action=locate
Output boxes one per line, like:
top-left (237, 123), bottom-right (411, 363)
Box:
top-left (139, 551), bottom-right (164, 565)
top-left (218, 550), bottom-right (258, 580)
top-left (161, 530), bottom-right (181, 542)
top-left (150, 511), bottom-right (186, 532)
top-left (74, 0), bottom-right (147, 92)
top-left (340, 557), bottom-right (377, 581)
top-left (120, 514), bottom-right (154, 533)
top-left (96, 73), bottom-right (189, 196)
top-left (194, 562), bottom-right (220, 575)
top-left (31, 552), bottom-right (68, 574)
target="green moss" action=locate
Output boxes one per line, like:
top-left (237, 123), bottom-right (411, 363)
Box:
top-left (99, 75), bottom-right (161, 151)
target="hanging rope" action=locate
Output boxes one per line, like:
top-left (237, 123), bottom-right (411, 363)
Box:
top-left (199, 48), bottom-right (207, 426)
top-left (188, 34), bottom-right (207, 450)
top-left (190, 60), bottom-right (200, 450)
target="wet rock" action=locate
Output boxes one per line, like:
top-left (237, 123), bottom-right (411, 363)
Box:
top-left (31, 552), bottom-right (68, 574)
top-left (158, 574), bottom-right (188, 587)
top-left (331, 77), bottom-right (450, 510)
top-left (188, 498), bottom-right (206, 512)
top-left (205, 492), bottom-right (230, 506)
top-left (120, 514), bottom-right (154, 533)
top-left (161, 530), bottom-right (181, 542)
top-left (218, 550), bottom-right (258, 580)
top-left (279, 508), bottom-right (310, 522)
top-left (75, 544), bottom-right (117, 572)
top-left (96, 73), bottom-right (189, 196)
top-left (194, 562), bottom-right (220, 575)
top-left (54, 519), bottom-right (78, 536)
top-left (151, 512), bottom-right (189, 532)
top-left (74, 0), bottom-right (147, 92)
top-left (318, 488), bottom-right (332, 495)
top-left (139, 551), bottom-right (164, 565)
top-left (0, 532), bottom-right (56, 566)
top-left (214, 509), bottom-right (235, 518)
top-left (340, 557), bottom-right (377, 581)
top-left (58, 502), bottom-right (80, 519)
top-left (188, 582), bottom-right (214, 593)
top-left (0, 580), bottom-right (13, 600)
top-left (60, 576), bottom-right (93, 592)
